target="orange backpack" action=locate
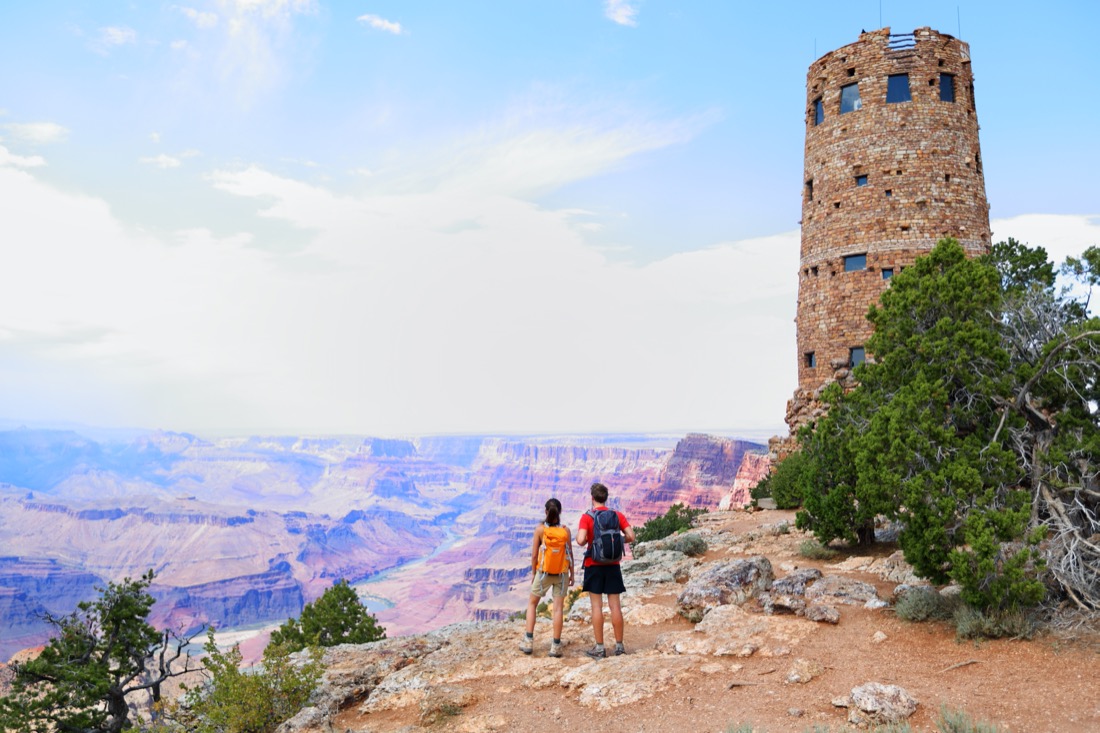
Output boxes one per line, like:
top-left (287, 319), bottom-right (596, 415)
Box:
top-left (540, 526), bottom-right (570, 575)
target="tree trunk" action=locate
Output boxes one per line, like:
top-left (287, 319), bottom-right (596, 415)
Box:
top-left (856, 520), bottom-right (876, 547)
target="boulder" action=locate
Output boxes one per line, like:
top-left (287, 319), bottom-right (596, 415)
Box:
top-left (633, 532), bottom-right (707, 558)
top-left (621, 550), bottom-right (695, 589)
top-left (802, 604), bottom-right (840, 624)
top-left (772, 568), bottom-right (823, 596)
top-left (847, 682), bottom-right (919, 726)
top-left (785, 657), bottom-right (824, 684)
top-left (656, 603), bottom-right (818, 658)
top-left (804, 575), bottom-right (882, 606)
top-left (558, 652), bottom-right (698, 710)
top-left (677, 556), bottom-right (774, 621)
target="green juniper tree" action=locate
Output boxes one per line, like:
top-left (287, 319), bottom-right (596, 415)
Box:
top-left (0, 571), bottom-right (200, 733)
top-left (794, 238), bottom-right (1100, 612)
top-left (268, 579), bottom-right (385, 653)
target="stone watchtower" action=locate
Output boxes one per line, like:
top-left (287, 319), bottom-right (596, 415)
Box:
top-left (785, 27), bottom-right (991, 434)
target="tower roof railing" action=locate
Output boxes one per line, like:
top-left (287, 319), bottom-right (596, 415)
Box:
top-left (887, 33), bottom-right (916, 50)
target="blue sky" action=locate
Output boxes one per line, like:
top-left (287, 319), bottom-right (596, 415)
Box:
top-left (1, 1), bottom-right (1098, 437)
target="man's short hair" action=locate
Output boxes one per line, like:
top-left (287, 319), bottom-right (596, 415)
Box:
top-left (590, 482), bottom-right (609, 504)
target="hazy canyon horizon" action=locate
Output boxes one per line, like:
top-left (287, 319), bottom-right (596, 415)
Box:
top-left (0, 423), bottom-right (771, 660)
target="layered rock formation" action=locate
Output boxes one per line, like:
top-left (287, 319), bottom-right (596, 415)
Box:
top-left (0, 428), bottom-right (770, 656)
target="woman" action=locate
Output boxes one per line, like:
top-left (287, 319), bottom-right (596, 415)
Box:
top-left (520, 497), bottom-right (574, 657)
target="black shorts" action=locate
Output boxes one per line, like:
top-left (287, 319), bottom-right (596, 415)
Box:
top-left (582, 563), bottom-right (626, 595)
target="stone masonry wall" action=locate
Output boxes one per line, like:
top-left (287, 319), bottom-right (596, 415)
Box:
top-left (785, 27), bottom-right (991, 438)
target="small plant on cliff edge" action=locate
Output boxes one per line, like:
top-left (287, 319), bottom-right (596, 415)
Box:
top-left (160, 630), bottom-right (323, 733)
top-left (635, 503), bottom-right (708, 543)
top-left (269, 579), bottom-right (385, 653)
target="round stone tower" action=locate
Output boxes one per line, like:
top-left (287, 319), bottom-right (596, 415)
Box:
top-left (786, 26), bottom-right (991, 433)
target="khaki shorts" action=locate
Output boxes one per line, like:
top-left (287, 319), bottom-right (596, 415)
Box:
top-left (530, 570), bottom-right (568, 599)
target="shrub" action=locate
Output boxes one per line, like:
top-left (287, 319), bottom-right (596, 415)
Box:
top-left (798, 539), bottom-right (840, 561)
top-left (952, 605), bottom-right (1036, 641)
top-left (753, 450), bottom-right (808, 509)
top-left (937, 706), bottom-right (1005, 732)
top-left (563, 587), bottom-right (584, 613)
top-left (894, 586), bottom-right (959, 622)
top-left (635, 503), bottom-right (708, 543)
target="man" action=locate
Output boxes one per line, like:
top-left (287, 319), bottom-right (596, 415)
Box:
top-left (575, 482), bottom-right (635, 659)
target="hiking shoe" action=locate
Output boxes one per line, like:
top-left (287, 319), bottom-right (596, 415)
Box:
top-left (519, 636), bottom-right (532, 655)
top-left (614, 643), bottom-right (626, 656)
top-left (548, 642), bottom-right (563, 658)
top-left (585, 645), bottom-right (606, 659)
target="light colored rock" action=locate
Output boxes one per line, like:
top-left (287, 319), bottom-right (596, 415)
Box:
top-left (622, 603), bottom-right (678, 626)
top-left (559, 653), bottom-right (697, 710)
top-left (785, 658), bottom-right (824, 684)
top-left (621, 550), bottom-right (696, 590)
top-left (677, 556), bottom-right (774, 621)
top-left (804, 575), bottom-right (882, 606)
top-left (827, 555), bottom-right (875, 572)
top-left (848, 682), bottom-right (919, 725)
top-left (832, 695), bottom-right (852, 707)
top-left (803, 604), bottom-right (840, 624)
top-left (418, 685), bottom-right (476, 726)
top-left (871, 631), bottom-right (888, 644)
top-left (657, 603), bottom-right (817, 658)
top-left (867, 550), bottom-right (922, 584)
top-left (772, 568), bottom-right (823, 595)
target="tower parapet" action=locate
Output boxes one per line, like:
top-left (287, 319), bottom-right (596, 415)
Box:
top-left (787, 27), bottom-right (990, 435)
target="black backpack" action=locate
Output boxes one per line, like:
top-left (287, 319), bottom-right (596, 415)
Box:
top-left (587, 508), bottom-right (625, 564)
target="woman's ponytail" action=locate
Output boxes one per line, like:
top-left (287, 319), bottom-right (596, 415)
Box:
top-left (545, 498), bottom-right (562, 527)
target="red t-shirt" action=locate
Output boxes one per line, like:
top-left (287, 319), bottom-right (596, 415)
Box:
top-left (578, 508), bottom-right (630, 567)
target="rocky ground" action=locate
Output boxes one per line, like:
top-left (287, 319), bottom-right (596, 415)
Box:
top-left (275, 510), bottom-right (1100, 733)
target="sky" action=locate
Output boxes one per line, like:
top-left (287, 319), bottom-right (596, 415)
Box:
top-left (0, 1), bottom-right (1098, 438)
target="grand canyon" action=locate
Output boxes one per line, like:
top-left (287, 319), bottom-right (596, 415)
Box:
top-left (0, 427), bottom-right (769, 660)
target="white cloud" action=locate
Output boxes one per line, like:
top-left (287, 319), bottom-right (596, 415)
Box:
top-left (91, 26), bottom-right (137, 54)
top-left (3, 122), bottom-right (69, 145)
top-left (604, 0), bottom-right (639, 27)
top-left (149, 132), bottom-right (161, 143)
top-left (180, 6), bottom-right (219, 28)
top-left (990, 214), bottom-right (1100, 267)
top-left (170, 39), bottom-right (189, 50)
top-left (357, 14), bottom-right (403, 35)
top-left (139, 154), bottom-right (182, 169)
top-left (0, 144), bottom-right (46, 168)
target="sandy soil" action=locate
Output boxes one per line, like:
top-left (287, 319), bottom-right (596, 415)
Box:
top-left (334, 510), bottom-right (1099, 733)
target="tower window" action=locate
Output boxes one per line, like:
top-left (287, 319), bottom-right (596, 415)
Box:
top-left (805, 352), bottom-right (816, 368)
top-left (844, 254), bottom-right (867, 272)
top-left (885, 189), bottom-right (893, 197)
top-left (840, 83), bottom-right (861, 114)
top-left (882, 268), bottom-right (894, 280)
top-left (813, 97), bottom-right (824, 125)
top-left (940, 73), bottom-right (955, 102)
top-left (849, 347), bottom-right (866, 367)
top-left (806, 179), bottom-right (814, 201)
top-left (855, 174), bottom-right (868, 187)
top-left (886, 74), bottom-right (911, 103)
top-left (945, 173), bottom-right (951, 182)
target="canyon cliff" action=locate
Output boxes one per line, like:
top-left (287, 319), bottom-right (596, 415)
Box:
top-left (0, 428), bottom-right (769, 659)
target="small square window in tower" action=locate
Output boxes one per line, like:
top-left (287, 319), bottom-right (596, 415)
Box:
top-left (813, 98), bottom-right (824, 126)
top-left (939, 73), bottom-right (955, 102)
top-left (839, 83), bottom-right (861, 114)
top-left (855, 174), bottom-right (868, 186)
top-left (844, 253), bottom-right (867, 272)
top-left (882, 268), bottom-right (894, 280)
top-left (849, 347), bottom-right (866, 367)
top-left (886, 74), bottom-right (911, 103)
top-left (804, 352), bottom-right (816, 368)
